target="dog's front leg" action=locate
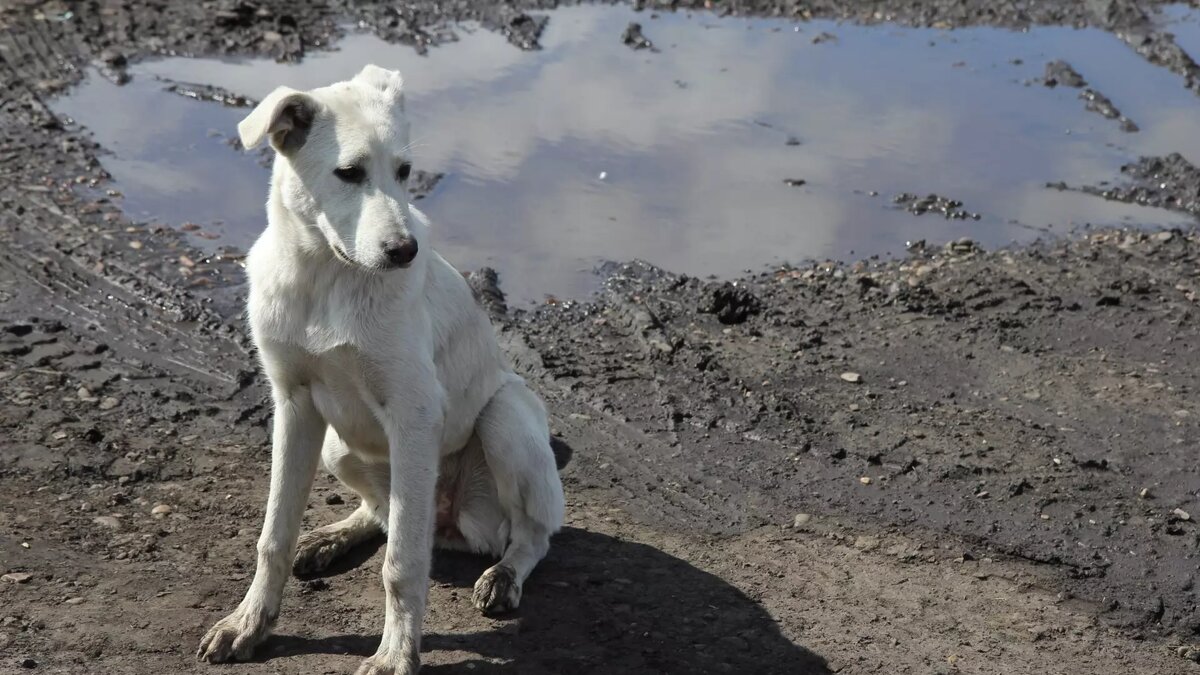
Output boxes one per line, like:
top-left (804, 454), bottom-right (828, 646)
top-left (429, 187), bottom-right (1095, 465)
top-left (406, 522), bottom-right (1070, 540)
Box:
top-left (356, 392), bottom-right (441, 675)
top-left (198, 385), bottom-right (325, 663)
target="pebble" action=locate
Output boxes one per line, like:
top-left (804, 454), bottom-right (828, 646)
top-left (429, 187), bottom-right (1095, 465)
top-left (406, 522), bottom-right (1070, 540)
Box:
top-left (1172, 508), bottom-right (1191, 521)
top-left (151, 504), bottom-right (173, 517)
top-left (1176, 645), bottom-right (1200, 662)
top-left (3, 572), bottom-right (33, 584)
top-left (325, 493), bottom-right (344, 506)
top-left (1139, 488), bottom-right (1151, 499)
top-left (92, 515), bottom-right (121, 529)
top-left (792, 513), bottom-right (811, 528)
top-left (21, 658), bottom-right (37, 669)
top-left (859, 476), bottom-right (872, 485)
top-left (840, 372), bottom-right (862, 383)
top-left (98, 396), bottom-right (120, 410)
top-left (64, 597), bottom-right (85, 605)
top-left (1155, 231), bottom-right (1175, 242)
top-left (853, 535), bottom-right (880, 551)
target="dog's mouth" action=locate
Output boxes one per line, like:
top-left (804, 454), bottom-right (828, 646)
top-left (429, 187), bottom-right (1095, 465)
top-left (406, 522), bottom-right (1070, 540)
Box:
top-left (330, 244), bottom-right (356, 266)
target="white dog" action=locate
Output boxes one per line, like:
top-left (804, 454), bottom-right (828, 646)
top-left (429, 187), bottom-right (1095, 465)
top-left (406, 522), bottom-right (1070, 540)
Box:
top-left (196, 65), bottom-right (568, 675)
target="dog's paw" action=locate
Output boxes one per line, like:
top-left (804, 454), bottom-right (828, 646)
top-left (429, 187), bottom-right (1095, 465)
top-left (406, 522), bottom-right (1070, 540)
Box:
top-left (293, 529), bottom-right (347, 576)
top-left (354, 651), bottom-right (420, 675)
top-left (196, 608), bottom-right (272, 663)
top-left (472, 563), bottom-right (521, 615)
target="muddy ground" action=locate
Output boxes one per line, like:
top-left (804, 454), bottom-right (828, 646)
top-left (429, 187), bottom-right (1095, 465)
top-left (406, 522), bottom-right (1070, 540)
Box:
top-left (1, 0), bottom-right (1199, 673)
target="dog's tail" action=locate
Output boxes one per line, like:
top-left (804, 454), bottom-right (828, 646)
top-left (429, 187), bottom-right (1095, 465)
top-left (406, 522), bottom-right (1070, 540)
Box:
top-left (549, 435), bottom-right (574, 471)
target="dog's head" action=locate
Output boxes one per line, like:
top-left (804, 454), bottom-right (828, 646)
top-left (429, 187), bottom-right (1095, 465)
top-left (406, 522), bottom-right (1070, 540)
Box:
top-left (238, 65), bottom-right (424, 271)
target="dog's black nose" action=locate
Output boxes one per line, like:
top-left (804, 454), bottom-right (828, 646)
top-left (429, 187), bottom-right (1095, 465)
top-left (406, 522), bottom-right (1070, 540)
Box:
top-left (381, 238), bottom-right (418, 267)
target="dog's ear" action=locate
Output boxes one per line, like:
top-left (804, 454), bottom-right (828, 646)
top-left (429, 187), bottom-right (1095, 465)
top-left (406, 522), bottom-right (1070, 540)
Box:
top-left (354, 64), bottom-right (405, 110)
top-left (237, 86), bottom-right (318, 154)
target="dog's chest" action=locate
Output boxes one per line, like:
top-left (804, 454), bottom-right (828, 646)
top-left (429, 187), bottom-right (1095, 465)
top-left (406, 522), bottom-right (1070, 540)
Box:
top-left (308, 349), bottom-right (390, 455)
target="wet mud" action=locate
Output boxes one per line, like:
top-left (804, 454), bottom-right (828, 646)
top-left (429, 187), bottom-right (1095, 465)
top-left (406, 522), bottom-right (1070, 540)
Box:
top-left (1, 1), bottom-right (1199, 674)
top-left (1065, 152), bottom-right (1200, 217)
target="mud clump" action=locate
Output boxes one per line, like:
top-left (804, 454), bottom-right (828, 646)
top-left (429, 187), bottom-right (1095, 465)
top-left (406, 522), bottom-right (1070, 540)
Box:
top-left (408, 170), bottom-right (444, 201)
top-left (702, 282), bottom-right (762, 325)
top-left (1043, 60), bottom-right (1087, 88)
top-left (1073, 153), bottom-right (1200, 215)
top-left (1079, 88), bottom-right (1138, 132)
top-left (621, 22), bottom-right (655, 50)
top-left (1117, 29), bottom-right (1200, 93)
top-left (164, 81), bottom-right (258, 107)
top-left (487, 9), bottom-right (548, 50)
top-left (1041, 61), bottom-right (1137, 131)
top-left (893, 193), bottom-right (981, 220)
top-left (93, 49), bottom-right (130, 85)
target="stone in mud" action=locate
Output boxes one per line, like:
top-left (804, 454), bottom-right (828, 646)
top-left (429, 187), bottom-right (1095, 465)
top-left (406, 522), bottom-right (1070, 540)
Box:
top-left (702, 283), bottom-right (762, 325)
top-left (622, 22), bottom-right (655, 51)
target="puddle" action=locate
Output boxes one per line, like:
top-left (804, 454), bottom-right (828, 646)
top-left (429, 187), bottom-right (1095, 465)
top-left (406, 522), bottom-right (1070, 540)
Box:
top-left (50, 5), bottom-right (1200, 303)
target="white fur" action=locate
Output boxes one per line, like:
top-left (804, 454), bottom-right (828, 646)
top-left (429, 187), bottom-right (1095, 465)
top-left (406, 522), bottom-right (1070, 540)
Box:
top-left (197, 65), bottom-right (565, 675)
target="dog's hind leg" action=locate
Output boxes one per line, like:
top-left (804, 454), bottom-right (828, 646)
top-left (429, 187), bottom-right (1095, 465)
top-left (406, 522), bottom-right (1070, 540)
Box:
top-left (470, 377), bottom-right (565, 615)
top-left (293, 430), bottom-right (388, 576)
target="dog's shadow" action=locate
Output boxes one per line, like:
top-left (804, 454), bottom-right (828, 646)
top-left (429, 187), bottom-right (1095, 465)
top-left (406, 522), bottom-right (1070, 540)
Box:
top-left (270, 527), bottom-right (830, 674)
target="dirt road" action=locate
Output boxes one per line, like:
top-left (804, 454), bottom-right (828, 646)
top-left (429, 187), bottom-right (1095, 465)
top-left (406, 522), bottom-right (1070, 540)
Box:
top-left (0, 1), bottom-right (1198, 673)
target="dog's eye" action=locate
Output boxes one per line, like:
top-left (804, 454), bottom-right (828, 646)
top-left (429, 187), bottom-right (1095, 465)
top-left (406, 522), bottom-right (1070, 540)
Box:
top-left (333, 166), bottom-right (365, 184)
top-left (396, 162), bottom-right (412, 182)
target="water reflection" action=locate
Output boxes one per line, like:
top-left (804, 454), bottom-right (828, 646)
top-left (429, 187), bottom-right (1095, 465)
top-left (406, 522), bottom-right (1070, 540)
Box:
top-left (51, 5), bottom-right (1196, 302)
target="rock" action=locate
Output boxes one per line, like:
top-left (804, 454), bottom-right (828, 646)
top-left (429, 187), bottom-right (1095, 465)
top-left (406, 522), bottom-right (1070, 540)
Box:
top-left (21, 657), bottom-right (37, 668)
top-left (64, 597), bottom-right (85, 605)
top-left (792, 513), bottom-right (811, 528)
top-left (1139, 488), bottom-right (1151, 499)
top-left (151, 504), bottom-right (173, 517)
top-left (92, 515), bottom-right (121, 529)
top-left (3, 572), bottom-right (33, 584)
top-left (1155, 230), bottom-right (1174, 242)
top-left (840, 372), bottom-right (862, 383)
top-left (98, 396), bottom-right (120, 410)
top-left (325, 493), bottom-right (344, 506)
top-left (859, 476), bottom-right (872, 485)
top-left (1172, 508), bottom-right (1191, 521)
